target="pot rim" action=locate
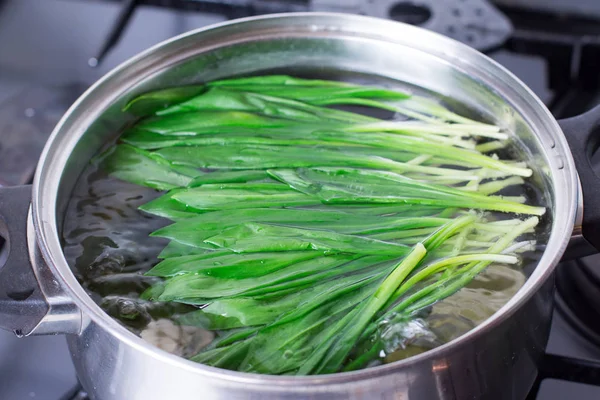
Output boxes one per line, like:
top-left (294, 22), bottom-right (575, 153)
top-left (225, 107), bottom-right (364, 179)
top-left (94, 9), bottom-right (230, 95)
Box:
top-left (31, 12), bottom-right (578, 385)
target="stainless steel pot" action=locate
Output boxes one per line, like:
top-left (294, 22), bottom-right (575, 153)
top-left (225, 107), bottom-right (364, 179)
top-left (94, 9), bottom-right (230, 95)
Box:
top-left (1, 13), bottom-right (599, 400)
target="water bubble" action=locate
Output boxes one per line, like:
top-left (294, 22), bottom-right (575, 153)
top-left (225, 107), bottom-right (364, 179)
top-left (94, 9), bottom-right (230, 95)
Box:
top-left (283, 350), bottom-right (294, 359)
top-left (378, 318), bottom-right (390, 328)
top-left (380, 318), bottom-right (439, 354)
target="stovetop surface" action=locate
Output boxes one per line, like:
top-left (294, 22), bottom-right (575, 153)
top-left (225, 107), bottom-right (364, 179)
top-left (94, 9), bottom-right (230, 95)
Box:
top-left (1, 0), bottom-right (600, 399)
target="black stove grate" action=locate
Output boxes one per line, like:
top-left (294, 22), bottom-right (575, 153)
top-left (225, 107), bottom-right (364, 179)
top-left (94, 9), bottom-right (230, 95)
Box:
top-left (498, 5), bottom-right (600, 117)
top-left (555, 260), bottom-right (600, 347)
top-left (526, 353), bottom-right (600, 399)
top-left (89, 0), bottom-right (513, 66)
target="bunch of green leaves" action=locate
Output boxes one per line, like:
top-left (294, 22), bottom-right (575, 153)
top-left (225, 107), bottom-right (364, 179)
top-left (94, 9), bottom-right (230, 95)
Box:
top-left (97, 74), bottom-right (545, 375)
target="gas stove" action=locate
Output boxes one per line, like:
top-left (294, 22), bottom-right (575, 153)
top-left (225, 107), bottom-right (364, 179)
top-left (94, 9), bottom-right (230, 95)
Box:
top-left (0, 1), bottom-right (600, 399)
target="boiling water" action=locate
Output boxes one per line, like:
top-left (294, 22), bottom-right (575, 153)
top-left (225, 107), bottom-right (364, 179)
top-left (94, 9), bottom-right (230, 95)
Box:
top-left (61, 71), bottom-right (548, 367)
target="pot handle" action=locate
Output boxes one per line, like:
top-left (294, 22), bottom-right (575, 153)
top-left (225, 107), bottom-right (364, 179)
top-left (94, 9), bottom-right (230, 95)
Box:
top-left (558, 105), bottom-right (600, 254)
top-left (0, 185), bottom-right (81, 336)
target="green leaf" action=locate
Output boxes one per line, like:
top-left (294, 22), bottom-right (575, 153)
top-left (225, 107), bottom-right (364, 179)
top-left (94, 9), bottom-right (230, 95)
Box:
top-left (207, 85), bottom-right (409, 103)
top-left (239, 284), bottom-right (375, 374)
top-left (139, 189), bottom-right (200, 220)
top-left (157, 255), bottom-right (380, 301)
top-left (179, 267), bottom-right (387, 330)
top-left (188, 170), bottom-right (270, 186)
top-left (208, 75), bottom-right (352, 87)
top-left (266, 267), bottom-right (391, 330)
top-left (242, 256), bottom-right (395, 298)
top-left (299, 243), bottom-right (427, 374)
top-left (157, 87), bottom-right (373, 123)
top-left (121, 128), bottom-right (336, 150)
top-left (172, 183), bottom-right (317, 211)
top-left (268, 168), bottom-right (545, 215)
top-left (122, 85), bottom-right (205, 116)
top-left (180, 298), bottom-right (289, 330)
top-left (190, 340), bottom-right (251, 369)
top-left (97, 144), bottom-right (197, 190)
top-left (204, 223), bottom-right (411, 256)
top-left (311, 130), bottom-right (533, 177)
top-left (135, 111), bottom-right (289, 135)
top-left (209, 327), bottom-right (258, 348)
top-left (152, 207), bottom-right (448, 246)
top-left (158, 241), bottom-right (211, 258)
top-left (147, 251), bottom-right (323, 278)
top-left (151, 208), bottom-right (353, 245)
top-left (153, 144), bottom-right (421, 172)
